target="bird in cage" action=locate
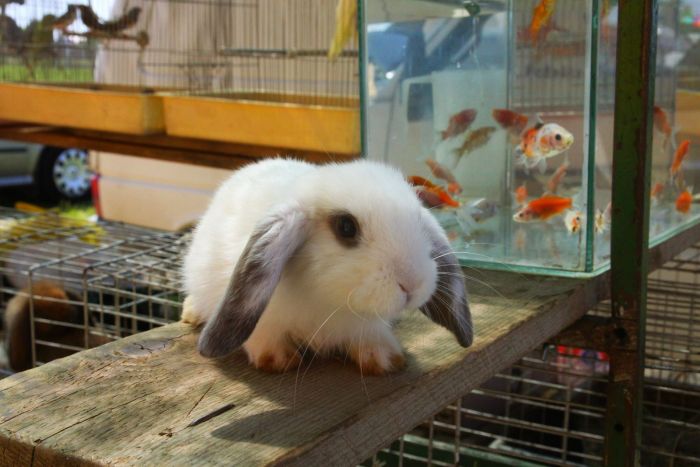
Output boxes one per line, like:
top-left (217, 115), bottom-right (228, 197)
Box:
top-left (76, 5), bottom-right (142, 34)
top-left (50, 4), bottom-right (78, 33)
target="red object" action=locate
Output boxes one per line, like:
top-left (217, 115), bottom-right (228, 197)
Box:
top-left (91, 174), bottom-right (102, 219)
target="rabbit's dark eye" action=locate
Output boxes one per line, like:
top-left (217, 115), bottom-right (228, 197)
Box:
top-left (330, 212), bottom-right (360, 247)
top-left (555, 134), bottom-right (562, 141)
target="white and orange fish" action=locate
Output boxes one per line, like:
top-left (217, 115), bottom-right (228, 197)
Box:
top-left (564, 210), bottom-right (583, 234)
top-left (594, 202), bottom-right (612, 234)
top-left (515, 117), bottom-right (574, 173)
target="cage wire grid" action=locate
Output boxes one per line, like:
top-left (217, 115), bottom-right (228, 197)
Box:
top-left (0, 207), bottom-right (187, 373)
top-left (0, 0), bottom-right (359, 103)
top-left (1, 211), bottom-right (700, 464)
top-left (363, 243), bottom-right (700, 467)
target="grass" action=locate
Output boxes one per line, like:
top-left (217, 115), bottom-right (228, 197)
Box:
top-left (0, 61), bottom-right (93, 83)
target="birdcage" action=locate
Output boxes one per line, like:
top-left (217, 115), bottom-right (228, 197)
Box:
top-left (0, 207), bottom-right (187, 373)
top-left (0, 0), bottom-right (360, 153)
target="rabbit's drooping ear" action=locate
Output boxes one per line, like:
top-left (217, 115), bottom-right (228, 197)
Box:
top-left (198, 204), bottom-right (309, 358)
top-left (419, 221), bottom-right (473, 348)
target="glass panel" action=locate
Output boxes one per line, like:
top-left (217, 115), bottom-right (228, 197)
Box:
top-left (648, 0), bottom-right (700, 246)
top-left (364, 0), bottom-right (596, 275)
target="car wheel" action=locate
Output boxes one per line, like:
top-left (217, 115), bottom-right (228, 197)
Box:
top-left (36, 147), bottom-right (92, 202)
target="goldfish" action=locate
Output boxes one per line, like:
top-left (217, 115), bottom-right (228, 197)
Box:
top-left (425, 159), bottom-right (462, 194)
top-left (441, 109), bottom-right (477, 140)
top-left (594, 202), bottom-right (612, 234)
top-left (416, 188), bottom-right (443, 209)
top-left (515, 118), bottom-right (574, 173)
top-left (407, 175), bottom-right (439, 190)
top-left (653, 105), bottom-right (673, 149)
top-left (492, 109), bottom-right (528, 135)
top-left (527, 0), bottom-right (556, 45)
top-left (328, 0), bottom-right (357, 59)
top-left (676, 189), bottom-right (692, 214)
top-left (670, 140), bottom-right (690, 178)
top-left (546, 161), bottom-right (569, 194)
top-left (650, 182), bottom-right (665, 204)
top-left (513, 194), bottom-right (572, 222)
top-left (564, 210), bottom-right (583, 234)
top-left (455, 126), bottom-right (496, 156)
top-left (416, 185), bottom-right (460, 208)
top-left (515, 183), bottom-right (528, 206)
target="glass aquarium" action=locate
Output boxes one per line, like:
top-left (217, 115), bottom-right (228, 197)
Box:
top-left (362, 0), bottom-right (700, 276)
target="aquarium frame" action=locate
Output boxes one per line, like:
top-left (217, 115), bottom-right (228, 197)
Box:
top-left (605, 0), bottom-right (658, 465)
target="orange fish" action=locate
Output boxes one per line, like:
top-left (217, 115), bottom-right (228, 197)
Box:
top-left (676, 189), bottom-right (692, 214)
top-left (653, 105), bottom-right (672, 149)
top-left (650, 182), bottom-right (665, 201)
top-left (513, 194), bottom-right (572, 222)
top-left (425, 159), bottom-right (462, 194)
top-left (426, 186), bottom-right (460, 208)
top-left (527, 0), bottom-right (556, 45)
top-left (546, 161), bottom-right (569, 194)
top-left (446, 182), bottom-right (462, 195)
top-left (407, 175), bottom-right (439, 190)
top-left (492, 109), bottom-right (528, 135)
top-left (416, 188), bottom-right (444, 209)
top-left (670, 140), bottom-right (690, 177)
top-left (424, 185), bottom-right (460, 208)
top-left (515, 183), bottom-right (528, 205)
top-left (455, 126), bottom-right (496, 156)
top-left (441, 109), bottom-right (477, 140)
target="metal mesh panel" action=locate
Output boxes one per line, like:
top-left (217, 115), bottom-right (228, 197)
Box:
top-left (0, 0), bottom-right (359, 102)
top-left (0, 207), bottom-right (186, 372)
top-left (364, 243), bottom-right (700, 466)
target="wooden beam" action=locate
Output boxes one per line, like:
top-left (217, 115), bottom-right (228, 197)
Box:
top-left (0, 124), bottom-right (358, 170)
top-left (0, 270), bottom-right (601, 466)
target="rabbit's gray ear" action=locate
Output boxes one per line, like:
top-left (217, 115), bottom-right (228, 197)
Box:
top-left (419, 220), bottom-right (473, 348)
top-left (198, 205), bottom-right (308, 358)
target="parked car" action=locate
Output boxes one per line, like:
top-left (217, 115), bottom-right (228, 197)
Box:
top-left (0, 140), bottom-right (92, 202)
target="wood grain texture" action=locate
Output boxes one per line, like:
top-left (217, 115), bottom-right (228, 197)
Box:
top-left (0, 83), bottom-right (165, 135)
top-left (0, 270), bottom-right (605, 467)
top-left (0, 124), bottom-right (358, 170)
top-left (163, 94), bottom-right (360, 155)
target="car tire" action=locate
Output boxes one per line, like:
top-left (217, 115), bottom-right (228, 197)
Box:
top-left (36, 147), bottom-right (92, 203)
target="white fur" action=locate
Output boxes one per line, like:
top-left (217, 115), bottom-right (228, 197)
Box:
top-left (182, 158), bottom-right (444, 372)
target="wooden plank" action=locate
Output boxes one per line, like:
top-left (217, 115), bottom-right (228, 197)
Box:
top-left (0, 124), bottom-right (358, 170)
top-left (0, 221), bottom-right (697, 466)
top-left (162, 94), bottom-right (361, 155)
top-left (0, 84), bottom-right (165, 135)
top-left (0, 270), bottom-right (604, 466)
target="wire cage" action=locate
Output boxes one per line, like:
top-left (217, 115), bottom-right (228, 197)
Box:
top-left (0, 0), bottom-right (358, 98)
top-left (0, 207), bottom-right (187, 375)
top-left (360, 242), bottom-right (700, 466)
top-left (1, 215), bottom-right (699, 463)
top-left (0, 0), bottom-right (361, 152)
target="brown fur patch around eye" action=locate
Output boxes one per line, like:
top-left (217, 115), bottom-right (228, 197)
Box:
top-left (328, 211), bottom-right (360, 247)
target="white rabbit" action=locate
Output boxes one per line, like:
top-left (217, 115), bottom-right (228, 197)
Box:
top-left (181, 158), bottom-right (472, 375)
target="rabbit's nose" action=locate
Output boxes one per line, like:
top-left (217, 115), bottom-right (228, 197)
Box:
top-left (399, 283), bottom-right (409, 294)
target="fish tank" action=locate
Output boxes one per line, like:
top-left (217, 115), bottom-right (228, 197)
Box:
top-left (361, 0), bottom-right (700, 276)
